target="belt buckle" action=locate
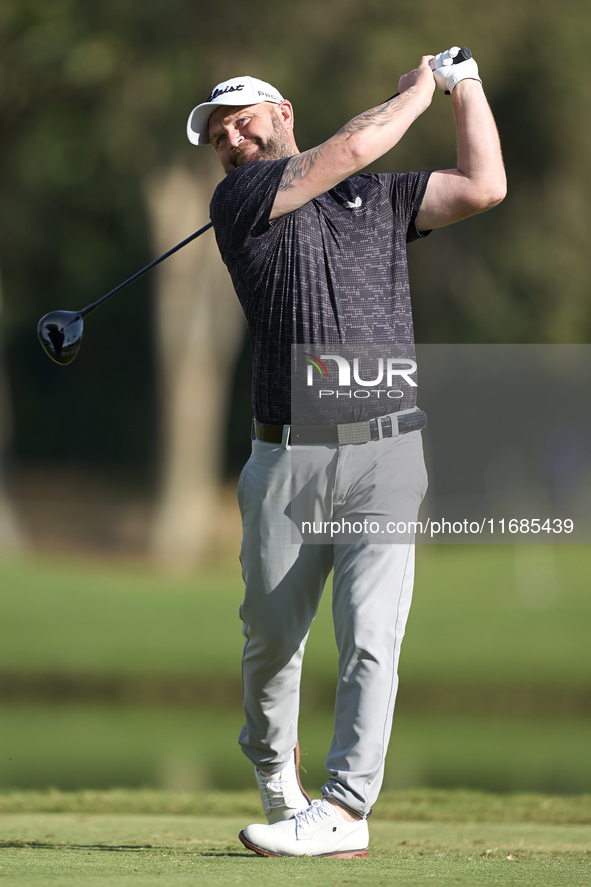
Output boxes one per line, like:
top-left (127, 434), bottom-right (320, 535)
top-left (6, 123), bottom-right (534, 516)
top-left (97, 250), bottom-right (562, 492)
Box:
top-left (370, 417), bottom-right (382, 441)
top-left (370, 415), bottom-right (394, 441)
top-left (381, 415), bottom-right (394, 438)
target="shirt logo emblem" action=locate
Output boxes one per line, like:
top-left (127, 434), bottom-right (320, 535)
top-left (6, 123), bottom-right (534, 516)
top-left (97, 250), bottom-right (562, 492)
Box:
top-left (342, 197), bottom-right (362, 210)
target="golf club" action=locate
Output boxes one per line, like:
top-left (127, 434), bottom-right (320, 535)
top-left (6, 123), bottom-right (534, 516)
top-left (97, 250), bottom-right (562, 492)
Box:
top-left (37, 221), bottom-right (213, 365)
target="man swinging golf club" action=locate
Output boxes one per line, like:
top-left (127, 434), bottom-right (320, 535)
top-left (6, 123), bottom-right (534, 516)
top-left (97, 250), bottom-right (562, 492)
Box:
top-left (186, 47), bottom-right (506, 858)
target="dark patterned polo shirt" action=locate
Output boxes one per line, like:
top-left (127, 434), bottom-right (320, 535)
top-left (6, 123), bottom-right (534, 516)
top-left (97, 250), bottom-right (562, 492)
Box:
top-left (210, 158), bottom-right (431, 425)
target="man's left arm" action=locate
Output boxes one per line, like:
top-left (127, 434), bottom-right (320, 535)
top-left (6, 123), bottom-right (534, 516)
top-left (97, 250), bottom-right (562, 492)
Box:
top-left (415, 77), bottom-right (507, 231)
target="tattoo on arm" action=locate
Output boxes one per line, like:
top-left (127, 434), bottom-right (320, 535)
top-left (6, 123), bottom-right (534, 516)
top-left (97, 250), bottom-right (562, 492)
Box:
top-left (276, 89), bottom-right (418, 193)
top-left (340, 88), bottom-right (418, 137)
top-left (278, 146), bottom-right (325, 191)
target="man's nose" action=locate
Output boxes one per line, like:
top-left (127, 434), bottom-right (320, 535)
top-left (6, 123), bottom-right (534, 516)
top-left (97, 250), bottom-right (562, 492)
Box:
top-left (227, 128), bottom-right (243, 148)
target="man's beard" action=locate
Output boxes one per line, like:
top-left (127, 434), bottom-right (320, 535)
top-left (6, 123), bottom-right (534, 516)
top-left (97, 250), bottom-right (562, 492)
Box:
top-left (229, 114), bottom-right (294, 170)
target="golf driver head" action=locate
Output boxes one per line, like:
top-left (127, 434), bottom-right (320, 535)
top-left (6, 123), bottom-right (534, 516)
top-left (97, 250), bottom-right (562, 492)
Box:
top-left (37, 310), bottom-right (84, 365)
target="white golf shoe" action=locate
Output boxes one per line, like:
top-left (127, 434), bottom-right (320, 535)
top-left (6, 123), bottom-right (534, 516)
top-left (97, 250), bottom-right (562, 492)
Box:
top-left (255, 743), bottom-right (311, 824)
top-left (239, 798), bottom-right (369, 858)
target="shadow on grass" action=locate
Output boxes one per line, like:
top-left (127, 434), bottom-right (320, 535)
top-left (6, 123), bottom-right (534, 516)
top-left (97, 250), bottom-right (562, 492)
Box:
top-left (0, 840), bottom-right (253, 857)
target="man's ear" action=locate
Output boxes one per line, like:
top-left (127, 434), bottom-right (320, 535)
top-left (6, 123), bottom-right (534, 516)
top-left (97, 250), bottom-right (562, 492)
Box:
top-left (277, 100), bottom-right (294, 129)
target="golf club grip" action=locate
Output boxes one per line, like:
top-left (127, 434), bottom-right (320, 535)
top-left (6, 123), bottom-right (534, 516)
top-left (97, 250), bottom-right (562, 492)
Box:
top-left (382, 47), bottom-right (472, 103)
top-left (451, 47), bottom-right (471, 63)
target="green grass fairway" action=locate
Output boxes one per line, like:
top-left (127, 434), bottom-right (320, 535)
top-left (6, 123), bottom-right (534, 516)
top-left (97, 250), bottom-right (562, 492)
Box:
top-left (2, 704), bottom-right (591, 795)
top-left (2, 547), bottom-right (591, 797)
top-left (1, 811), bottom-right (590, 886)
top-left (1, 545), bottom-right (590, 685)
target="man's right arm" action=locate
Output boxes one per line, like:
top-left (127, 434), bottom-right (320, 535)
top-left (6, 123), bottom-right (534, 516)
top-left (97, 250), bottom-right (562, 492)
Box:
top-left (269, 57), bottom-right (436, 221)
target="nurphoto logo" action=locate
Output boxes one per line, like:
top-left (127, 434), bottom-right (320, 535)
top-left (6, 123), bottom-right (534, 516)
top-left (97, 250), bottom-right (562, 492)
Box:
top-left (305, 353), bottom-right (417, 399)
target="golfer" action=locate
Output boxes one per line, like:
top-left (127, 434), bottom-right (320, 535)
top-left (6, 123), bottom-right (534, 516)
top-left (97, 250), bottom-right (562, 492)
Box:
top-left (187, 48), bottom-right (505, 858)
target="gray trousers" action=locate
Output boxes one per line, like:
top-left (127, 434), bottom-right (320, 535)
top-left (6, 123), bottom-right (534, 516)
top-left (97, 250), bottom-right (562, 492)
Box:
top-left (237, 429), bottom-right (427, 816)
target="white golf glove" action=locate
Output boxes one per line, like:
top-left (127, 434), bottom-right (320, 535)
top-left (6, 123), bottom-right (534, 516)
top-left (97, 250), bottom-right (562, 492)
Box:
top-left (430, 46), bottom-right (481, 94)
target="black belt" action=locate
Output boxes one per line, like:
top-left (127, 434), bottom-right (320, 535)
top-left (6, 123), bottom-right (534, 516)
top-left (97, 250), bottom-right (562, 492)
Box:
top-left (253, 409), bottom-right (427, 446)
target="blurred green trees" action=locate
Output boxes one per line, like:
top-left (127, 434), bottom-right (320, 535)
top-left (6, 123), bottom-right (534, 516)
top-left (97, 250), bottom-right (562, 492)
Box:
top-left (0, 0), bottom-right (589, 555)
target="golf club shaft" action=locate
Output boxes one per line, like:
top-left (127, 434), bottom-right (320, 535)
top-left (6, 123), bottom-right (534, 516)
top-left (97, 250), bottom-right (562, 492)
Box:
top-left (79, 221), bottom-right (213, 319)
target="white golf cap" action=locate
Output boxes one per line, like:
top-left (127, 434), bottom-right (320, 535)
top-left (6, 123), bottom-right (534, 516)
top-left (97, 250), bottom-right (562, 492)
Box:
top-left (187, 76), bottom-right (284, 145)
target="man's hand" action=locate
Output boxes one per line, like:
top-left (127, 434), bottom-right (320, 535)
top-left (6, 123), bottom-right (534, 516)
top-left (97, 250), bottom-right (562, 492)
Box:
top-left (429, 47), bottom-right (481, 94)
top-left (398, 56), bottom-right (437, 100)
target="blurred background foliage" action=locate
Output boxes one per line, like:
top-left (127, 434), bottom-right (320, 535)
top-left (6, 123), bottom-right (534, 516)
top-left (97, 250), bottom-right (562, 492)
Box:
top-left (0, 0), bottom-right (590, 795)
top-left (1, 0), bottom-right (590, 486)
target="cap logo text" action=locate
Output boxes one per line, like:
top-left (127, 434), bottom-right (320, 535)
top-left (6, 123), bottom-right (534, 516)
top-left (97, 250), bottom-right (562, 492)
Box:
top-left (208, 83), bottom-right (244, 102)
